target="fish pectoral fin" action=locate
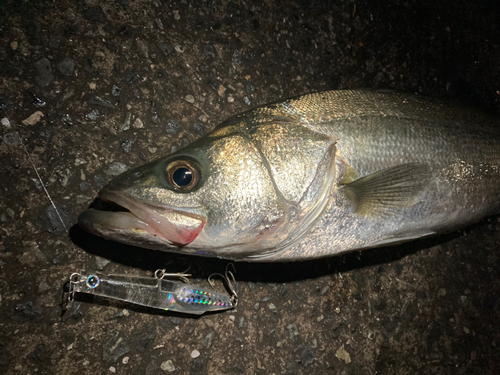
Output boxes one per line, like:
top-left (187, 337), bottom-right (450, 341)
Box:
top-left (342, 162), bottom-right (431, 217)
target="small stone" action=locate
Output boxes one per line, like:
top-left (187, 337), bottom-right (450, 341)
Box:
top-left (88, 96), bottom-right (114, 108)
top-left (2, 132), bottom-right (21, 146)
top-left (67, 343), bottom-right (74, 350)
top-left (190, 350), bottom-right (200, 359)
top-left (204, 44), bottom-right (215, 58)
top-left (287, 324), bottom-right (299, 341)
top-left (173, 10), bottom-right (180, 20)
top-left (80, 181), bottom-right (90, 192)
top-left (335, 344), bottom-right (351, 364)
top-left (106, 162), bottom-right (129, 177)
top-left (148, 147), bottom-right (157, 154)
top-left (109, 366), bottom-right (116, 373)
top-left (136, 38), bottom-right (149, 58)
top-left (125, 69), bottom-right (140, 85)
top-left (122, 357), bottom-right (129, 364)
top-left (121, 139), bottom-right (132, 153)
top-left (89, 82), bottom-right (97, 90)
top-left (218, 85), bottom-right (226, 97)
top-left (133, 117), bottom-right (144, 129)
top-left (38, 279), bottom-right (50, 293)
top-left (238, 317), bottom-right (248, 328)
top-left (165, 119), bottom-right (181, 134)
top-left (242, 96), bottom-right (251, 106)
top-left (229, 315), bottom-right (235, 321)
top-left (22, 111), bottom-right (44, 126)
top-left (161, 360), bottom-right (175, 372)
top-left (320, 286), bottom-right (329, 295)
top-left (268, 303), bottom-right (277, 313)
top-left (202, 332), bottom-right (214, 348)
top-left (175, 45), bottom-right (184, 53)
top-left (86, 109), bottom-right (100, 121)
top-left (10, 41), bottom-right (18, 50)
top-left (299, 345), bottom-right (316, 366)
top-left (120, 113), bottom-right (132, 131)
top-left (158, 43), bottom-right (174, 56)
top-left (227, 95), bottom-right (234, 103)
top-left (185, 95), bottom-right (195, 104)
top-left (75, 157), bottom-right (87, 166)
top-left (246, 83), bottom-right (255, 93)
top-left (193, 123), bottom-right (204, 135)
top-left (57, 58), bottom-right (76, 76)
top-left (1, 117), bottom-right (10, 127)
top-left (112, 85), bottom-right (122, 96)
top-left (34, 58), bottom-right (54, 88)
top-left (94, 174), bottom-right (109, 189)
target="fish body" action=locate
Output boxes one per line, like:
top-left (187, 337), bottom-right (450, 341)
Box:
top-left (79, 90), bottom-right (500, 261)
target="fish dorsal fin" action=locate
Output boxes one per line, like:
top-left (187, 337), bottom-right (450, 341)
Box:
top-left (342, 163), bottom-right (431, 217)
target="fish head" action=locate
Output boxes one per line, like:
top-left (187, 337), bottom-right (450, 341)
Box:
top-left (78, 119), bottom-right (337, 260)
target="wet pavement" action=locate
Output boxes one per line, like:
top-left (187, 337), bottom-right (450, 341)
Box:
top-left (1, 0), bottom-right (500, 374)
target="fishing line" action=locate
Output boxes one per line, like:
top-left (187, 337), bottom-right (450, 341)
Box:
top-left (1, 110), bottom-right (69, 235)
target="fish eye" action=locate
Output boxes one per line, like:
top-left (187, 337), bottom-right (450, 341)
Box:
top-left (166, 160), bottom-right (201, 190)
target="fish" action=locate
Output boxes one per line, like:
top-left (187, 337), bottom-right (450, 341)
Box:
top-left (78, 90), bottom-right (500, 261)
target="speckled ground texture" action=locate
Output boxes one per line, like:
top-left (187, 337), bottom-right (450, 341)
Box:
top-left (1, 0), bottom-right (500, 374)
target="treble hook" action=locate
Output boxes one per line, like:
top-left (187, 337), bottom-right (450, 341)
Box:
top-left (208, 263), bottom-right (238, 306)
top-left (155, 258), bottom-right (192, 284)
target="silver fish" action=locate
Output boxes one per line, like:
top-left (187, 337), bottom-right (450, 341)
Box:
top-left (78, 90), bottom-right (500, 261)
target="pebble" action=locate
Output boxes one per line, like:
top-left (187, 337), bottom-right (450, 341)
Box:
top-left (227, 95), bottom-right (234, 103)
top-left (86, 109), bottom-right (100, 121)
top-left (57, 58), bottom-right (76, 76)
top-left (121, 139), bottom-right (133, 153)
top-left (242, 96), bottom-right (251, 106)
top-left (94, 174), bottom-right (109, 189)
top-left (204, 44), bottom-right (215, 58)
top-left (2, 132), bottom-right (21, 146)
top-left (175, 45), bottom-right (184, 53)
top-left (106, 162), bottom-right (129, 177)
top-left (148, 147), bottom-right (157, 154)
top-left (173, 10), bottom-right (180, 20)
top-left (268, 303), bottom-right (277, 313)
top-left (185, 95), bottom-right (195, 104)
top-left (122, 357), bottom-right (129, 364)
top-left (39, 203), bottom-right (71, 236)
top-left (1, 117), bottom-right (11, 127)
top-left (158, 43), bottom-right (174, 56)
top-left (109, 366), bottom-right (116, 373)
top-left (190, 350), bottom-right (200, 359)
top-left (125, 69), bottom-right (140, 85)
top-left (335, 344), bottom-right (351, 364)
top-left (165, 119), bottom-right (181, 134)
top-left (246, 83), bottom-right (255, 93)
top-left (161, 360), bottom-right (175, 372)
top-left (80, 181), bottom-right (90, 192)
top-left (120, 113), bottom-right (132, 131)
top-left (10, 41), bottom-right (18, 50)
top-left (34, 58), bottom-right (54, 87)
top-left (112, 85), bottom-right (122, 96)
top-left (22, 111), bottom-right (44, 126)
top-left (88, 96), bottom-right (114, 108)
top-left (103, 333), bottom-right (130, 362)
top-left (133, 117), bottom-right (144, 129)
top-left (38, 279), bottom-right (50, 293)
top-left (202, 332), bottom-right (214, 348)
top-left (193, 123), bottom-right (204, 135)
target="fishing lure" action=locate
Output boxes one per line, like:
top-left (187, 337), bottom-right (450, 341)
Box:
top-left (65, 267), bottom-right (237, 316)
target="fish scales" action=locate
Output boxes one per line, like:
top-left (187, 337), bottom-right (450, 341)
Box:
top-left (79, 90), bottom-right (500, 261)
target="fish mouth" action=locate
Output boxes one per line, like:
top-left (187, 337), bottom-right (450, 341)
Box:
top-left (78, 190), bottom-right (206, 246)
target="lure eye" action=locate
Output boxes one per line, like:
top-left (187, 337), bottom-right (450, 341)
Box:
top-left (166, 160), bottom-right (201, 190)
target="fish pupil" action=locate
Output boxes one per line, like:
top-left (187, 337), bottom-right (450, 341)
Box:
top-left (173, 167), bottom-right (193, 187)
